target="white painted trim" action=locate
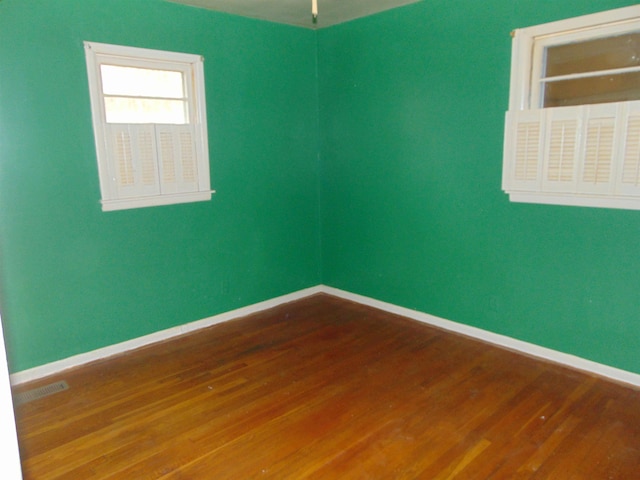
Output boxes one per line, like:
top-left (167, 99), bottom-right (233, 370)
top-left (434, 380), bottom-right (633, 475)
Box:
top-left (84, 41), bottom-right (211, 211)
top-left (505, 7), bottom-right (640, 212)
top-left (320, 286), bottom-right (640, 388)
top-left (101, 190), bottom-right (215, 212)
top-left (11, 284), bottom-right (640, 389)
top-left (509, 4), bottom-right (640, 111)
top-left (10, 286), bottom-right (324, 385)
top-left (85, 41), bottom-right (204, 64)
top-left (507, 191), bottom-right (640, 210)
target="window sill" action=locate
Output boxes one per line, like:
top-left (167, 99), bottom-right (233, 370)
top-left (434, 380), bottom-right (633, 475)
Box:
top-left (506, 191), bottom-right (640, 211)
top-left (101, 190), bottom-right (215, 212)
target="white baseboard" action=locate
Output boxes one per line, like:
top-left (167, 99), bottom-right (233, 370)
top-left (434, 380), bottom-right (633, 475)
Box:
top-left (11, 284), bottom-right (640, 389)
top-left (10, 286), bottom-right (324, 385)
top-left (321, 286), bottom-right (640, 388)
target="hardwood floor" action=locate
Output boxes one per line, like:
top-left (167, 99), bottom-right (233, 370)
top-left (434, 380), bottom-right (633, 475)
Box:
top-left (12, 294), bottom-right (640, 479)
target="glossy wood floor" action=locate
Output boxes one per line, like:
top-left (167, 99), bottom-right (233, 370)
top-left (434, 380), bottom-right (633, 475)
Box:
top-left (12, 294), bottom-right (640, 479)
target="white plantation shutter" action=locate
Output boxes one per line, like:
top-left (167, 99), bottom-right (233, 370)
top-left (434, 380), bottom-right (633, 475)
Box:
top-left (617, 102), bottom-right (640, 196)
top-left (576, 104), bottom-right (620, 195)
top-left (503, 101), bottom-right (640, 208)
top-left (106, 124), bottom-right (160, 199)
top-left (105, 124), bottom-right (202, 199)
top-left (542, 108), bottom-right (580, 193)
top-left (503, 110), bottom-right (544, 192)
top-left (156, 125), bottom-right (199, 194)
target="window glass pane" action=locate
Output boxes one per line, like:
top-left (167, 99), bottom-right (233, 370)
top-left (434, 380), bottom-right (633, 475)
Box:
top-left (100, 65), bottom-right (185, 99)
top-left (542, 71), bottom-right (640, 107)
top-left (104, 97), bottom-right (188, 124)
top-left (544, 32), bottom-right (640, 77)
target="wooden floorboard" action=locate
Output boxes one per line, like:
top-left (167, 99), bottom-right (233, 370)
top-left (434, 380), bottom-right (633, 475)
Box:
top-left (12, 294), bottom-right (640, 479)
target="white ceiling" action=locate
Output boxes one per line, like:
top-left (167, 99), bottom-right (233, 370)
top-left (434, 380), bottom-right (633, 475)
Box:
top-left (167, 0), bottom-right (422, 29)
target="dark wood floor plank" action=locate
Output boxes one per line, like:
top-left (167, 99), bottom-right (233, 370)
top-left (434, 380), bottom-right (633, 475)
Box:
top-left (12, 294), bottom-right (640, 479)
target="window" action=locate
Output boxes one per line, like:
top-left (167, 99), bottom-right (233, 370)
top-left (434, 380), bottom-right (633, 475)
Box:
top-left (84, 42), bottom-right (213, 211)
top-left (503, 5), bottom-right (640, 210)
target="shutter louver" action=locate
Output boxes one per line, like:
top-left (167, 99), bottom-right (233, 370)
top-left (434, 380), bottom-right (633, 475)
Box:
top-left (156, 125), bottom-right (199, 194)
top-left (577, 104), bottom-right (619, 195)
top-left (618, 107), bottom-right (640, 195)
top-left (106, 124), bottom-right (160, 199)
top-left (622, 116), bottom-right (640, 185)
top-left (139, 129), bottom-right (157, 187)
top-left (583, 119), bottom-right (614, 184)
top-left (547, 121), bottom-right (577, 182)
top-left (543, 109), bottom-right (580, 192)
top-left (114, 129), bottom-right (134, 186)
top-left (180, 130), bottom-right (197, 183)
top-left (503, 110), bottom-right (544, 192)
top-left (515, 122), bottom-right (541, 181)
top-left (159, 130), bottom-right (177, 185)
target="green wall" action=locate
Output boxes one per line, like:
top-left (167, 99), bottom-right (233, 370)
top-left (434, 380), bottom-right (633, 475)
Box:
top-left (318, 0), bottom-right (640, 374)
top-left (0, 0), bottom-right (321, 372)
top-left (2, 0), bottom-right (639, 377)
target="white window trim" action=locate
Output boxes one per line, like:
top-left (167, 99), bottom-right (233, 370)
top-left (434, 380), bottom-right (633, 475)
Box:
top-left (85, 41), bottom-right (214, 211)
top-left (508, 5), bottom-right (640, 111)
top-left (503, 5), bottom-right (640, 210)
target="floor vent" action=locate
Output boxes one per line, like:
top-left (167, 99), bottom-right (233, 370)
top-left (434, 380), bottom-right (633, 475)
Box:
top-left (14, 381), bottom-right (69, 406)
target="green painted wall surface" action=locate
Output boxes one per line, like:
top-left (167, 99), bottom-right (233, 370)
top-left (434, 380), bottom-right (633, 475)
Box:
top-left (318, 0), bottom-right (640, 373)
top-left (2, 0), bottom-right (639, 378)
top-left (0, 0), bottom-right (321, 372)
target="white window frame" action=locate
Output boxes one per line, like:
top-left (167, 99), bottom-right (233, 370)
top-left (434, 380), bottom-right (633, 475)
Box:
top-left (503, 5), bottom-right (640, 210)
top-left (85, 41), bottom-right (213, 211)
